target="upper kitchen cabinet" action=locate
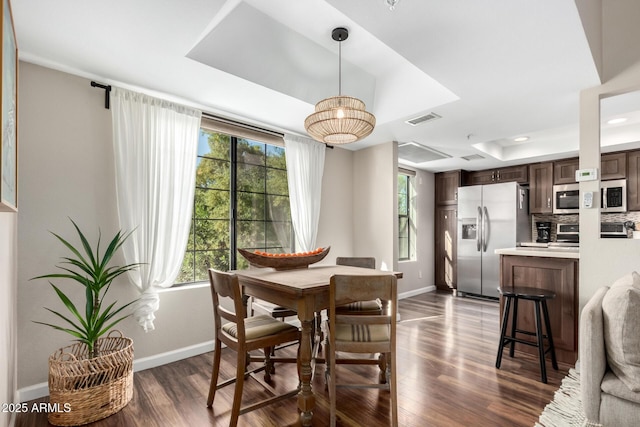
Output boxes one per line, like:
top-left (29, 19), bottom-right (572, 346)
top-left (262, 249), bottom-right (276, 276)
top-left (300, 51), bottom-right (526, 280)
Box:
top-left (435, 170), bottom-right (461, 205)
top-left (463, 165), bottom-right (528, 186)
top-left (529, 162), bottom-right (553, 214)
top-left (600, 152), bottom-right (626, 180)
top-left (554, 153), bottom-right (626, 184)
top-left (627, 150), bottom-right (640, 211)
top-left (553, 158), bottom-right (579, 184)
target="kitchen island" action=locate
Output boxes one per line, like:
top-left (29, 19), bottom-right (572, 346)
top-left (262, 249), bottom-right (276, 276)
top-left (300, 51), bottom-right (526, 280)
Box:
top-left (494, 247), bottom-right (579, 364)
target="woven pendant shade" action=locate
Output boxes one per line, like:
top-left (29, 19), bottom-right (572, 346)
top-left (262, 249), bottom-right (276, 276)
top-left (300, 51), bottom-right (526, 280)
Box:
top-left (305, 27), bottom-right (376, 144)
top-left (304, 96), bottom-right (376, 144)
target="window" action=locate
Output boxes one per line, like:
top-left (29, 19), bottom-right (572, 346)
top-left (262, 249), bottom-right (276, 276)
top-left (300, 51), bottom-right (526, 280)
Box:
top-left (176, 127), bottom-right (292, 284)
top-left (398, 170), bottom-right (416, 261)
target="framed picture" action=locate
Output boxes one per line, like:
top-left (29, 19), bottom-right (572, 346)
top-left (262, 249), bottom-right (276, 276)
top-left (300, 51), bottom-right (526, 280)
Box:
top-left (0, 0), bottom-right (16, 212)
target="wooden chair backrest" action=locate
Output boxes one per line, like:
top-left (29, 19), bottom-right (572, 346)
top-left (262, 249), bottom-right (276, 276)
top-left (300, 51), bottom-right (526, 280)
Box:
top-left (208, 268), bottom-right (245, 342)
top-left (329, 274), bottom-right (397, 353)
top-left (336, 257), bottom-right (376, 269)
top-left (330, 274), bottom-right (395, 309)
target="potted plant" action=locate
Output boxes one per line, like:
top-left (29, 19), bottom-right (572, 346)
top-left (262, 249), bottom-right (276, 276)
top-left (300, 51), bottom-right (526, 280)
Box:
top-left (33, 219), bottom-right (140, 426)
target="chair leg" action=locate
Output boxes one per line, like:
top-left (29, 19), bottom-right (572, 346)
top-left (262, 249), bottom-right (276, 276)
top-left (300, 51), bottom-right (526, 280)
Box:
top-left (509, 297), bottom-right (519, 358)
top-left (389, 350), bottom-right (398, 427)
top-left (329, 341), bottom-right (337, 427)
top-left (315, 312), bottom-right (323, 352)
top-left (230, 349), bottom-right (247, 427)
top-left (534, 300), bottom-right (548, 384)
top-left (541, 299), bottom-right (558, 370)
top-left (324, 341), bottom-right (331, 391)
top-left (264, 347), bottom-right (273, 382)
top-left (207, 340), bottom-right (222, 407)
top-left (378, 353), bottom-right (388, 384)
top-left (496, 295), bottom-right (512, 369)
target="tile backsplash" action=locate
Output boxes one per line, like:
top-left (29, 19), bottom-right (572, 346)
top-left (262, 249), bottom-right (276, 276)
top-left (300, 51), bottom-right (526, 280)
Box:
top-left (531, 212), bottom-right (640, 241)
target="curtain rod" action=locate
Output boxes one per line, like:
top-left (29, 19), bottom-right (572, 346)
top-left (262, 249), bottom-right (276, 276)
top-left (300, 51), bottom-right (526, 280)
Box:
top-left (202, 112), bottom-right (284, 138)
top-left (202, 112), bottom-right (333, 149)
top-left (90, 81), bottom-right (112, 109)
top-left (89, 94), bottom-right (334, 149)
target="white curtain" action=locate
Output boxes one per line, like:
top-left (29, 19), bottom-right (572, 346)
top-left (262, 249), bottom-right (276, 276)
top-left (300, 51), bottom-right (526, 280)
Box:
top-left (111, 87), bottom-right (202, 332)
top-left (284, 134), bottom-right (325, 252)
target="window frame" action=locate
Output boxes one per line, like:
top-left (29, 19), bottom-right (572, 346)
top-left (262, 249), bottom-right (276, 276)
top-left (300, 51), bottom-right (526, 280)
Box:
top-left (177, 128), bottom-right (292, 285)
top-left (398, 169), bottom-right (416, 262)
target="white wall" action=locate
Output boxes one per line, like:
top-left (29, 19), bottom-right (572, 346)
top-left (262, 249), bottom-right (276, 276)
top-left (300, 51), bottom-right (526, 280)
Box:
top-left (316, 146), bottom-right (354, 262)
top-left (352, 142), bottom-right (398, 281)
top-left (396, 168), bottom-right (436, 295)
top-left (578, 1), bottom-right (640, 309)
top-left (0, 213), bottom-right (17, 427)
top-left (579, 63), bottom-right (640, 309)
top-left (17, 63), bottom-right (214, 389)
top-left (16, 62), bottom-right (359, 391)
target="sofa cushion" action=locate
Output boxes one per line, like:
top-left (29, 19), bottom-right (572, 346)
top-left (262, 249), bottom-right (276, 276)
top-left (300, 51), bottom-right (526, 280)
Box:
top-left (601, 371), bottom-right (640, 404)
top-left (602, 271), bottom-right (640, 391)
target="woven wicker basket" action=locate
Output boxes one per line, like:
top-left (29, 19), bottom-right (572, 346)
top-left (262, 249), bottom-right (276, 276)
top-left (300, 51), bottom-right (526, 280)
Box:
top-left (47, 331), bottom-right (134, 426)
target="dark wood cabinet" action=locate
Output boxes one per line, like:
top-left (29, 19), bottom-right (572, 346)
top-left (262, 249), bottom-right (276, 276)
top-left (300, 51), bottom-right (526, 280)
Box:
top-left (628, 150), bottom-right (640, 211)
top-left (435, 171), bottom-right (461, 205)
top-left (553, 153), bottom-right (625, 185)
top-left (601, 152), bottom-right (626, 180)
top-left (497, 165), bottom-right (529, 183)
top-left (500, 255), bottom-right (578, 365)
top-left (434, 171), bottom-right (460, 291)
top-left (529, 162), bottom-right (553, 214)
top-left (553, 158), bottom-right (579, 184)
top-left (464, 165), bottom-right (528, 186)
top-left (434, 205), bottom-right (456, 290)
top-left (464, 169), bottom-right (496, 186)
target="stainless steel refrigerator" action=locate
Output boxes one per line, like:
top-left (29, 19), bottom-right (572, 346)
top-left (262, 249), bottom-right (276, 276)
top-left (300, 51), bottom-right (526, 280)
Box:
top-left (457, 181), bottom-right (530, 298)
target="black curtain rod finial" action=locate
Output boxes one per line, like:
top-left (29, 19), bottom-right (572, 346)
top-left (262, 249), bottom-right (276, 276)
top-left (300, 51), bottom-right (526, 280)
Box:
top-left (91, 81), bottom-right (112, 109)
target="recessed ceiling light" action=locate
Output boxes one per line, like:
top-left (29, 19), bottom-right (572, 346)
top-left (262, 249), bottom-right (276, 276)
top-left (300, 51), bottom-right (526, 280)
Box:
top-left (607, 117), bottom-right (628, 125)
top-left (513, 136), bottom-right (529, 142)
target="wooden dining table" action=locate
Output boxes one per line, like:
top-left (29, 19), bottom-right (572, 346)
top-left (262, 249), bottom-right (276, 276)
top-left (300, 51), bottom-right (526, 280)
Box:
top-left (234, 264), bottom-right (402, 426)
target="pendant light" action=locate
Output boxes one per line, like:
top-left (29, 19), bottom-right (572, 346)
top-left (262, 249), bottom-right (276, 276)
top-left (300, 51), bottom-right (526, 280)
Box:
top-left (304, 27), bottom-right (376, 144)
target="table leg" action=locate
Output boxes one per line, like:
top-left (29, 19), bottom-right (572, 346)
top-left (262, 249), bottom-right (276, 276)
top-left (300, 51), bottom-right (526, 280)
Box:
top-left (298, 317), bottom-right (315, 426)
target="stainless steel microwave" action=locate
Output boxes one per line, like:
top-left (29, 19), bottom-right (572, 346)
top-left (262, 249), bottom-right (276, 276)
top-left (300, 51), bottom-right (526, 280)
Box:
top-left (552, 179), bottom-right (627, 213)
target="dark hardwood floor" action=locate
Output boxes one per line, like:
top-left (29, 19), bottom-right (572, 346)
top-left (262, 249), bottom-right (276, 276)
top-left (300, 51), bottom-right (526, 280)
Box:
top-left (15, 291), bottom-right (572, 426)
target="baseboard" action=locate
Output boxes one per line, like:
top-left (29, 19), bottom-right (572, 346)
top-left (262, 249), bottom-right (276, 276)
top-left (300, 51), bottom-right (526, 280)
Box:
top-left (16, 340), bottom-right (215, 403)
top-left (16, 382), bottom-right (48, 404)
top-left (399, 285), bottom-right (435, 300)
top-left (133, 340), bottom-right (214, 372)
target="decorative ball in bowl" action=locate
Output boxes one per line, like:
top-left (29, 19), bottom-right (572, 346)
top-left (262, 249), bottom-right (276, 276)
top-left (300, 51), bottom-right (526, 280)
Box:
top-left (238, 247), bottom-right (331, 271)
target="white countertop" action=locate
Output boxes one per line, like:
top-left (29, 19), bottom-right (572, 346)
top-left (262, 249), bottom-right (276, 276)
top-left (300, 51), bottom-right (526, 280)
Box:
top-left (495, 247), bottom-right (580, 259)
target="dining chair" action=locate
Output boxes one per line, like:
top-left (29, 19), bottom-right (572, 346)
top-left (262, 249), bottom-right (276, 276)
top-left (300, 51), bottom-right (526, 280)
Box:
top-left (335, 257), bottom-right (382, 315)
top-left (326, 274), bottom-right (398, 427)
top-left (207, 269), bottom-right (300, 427)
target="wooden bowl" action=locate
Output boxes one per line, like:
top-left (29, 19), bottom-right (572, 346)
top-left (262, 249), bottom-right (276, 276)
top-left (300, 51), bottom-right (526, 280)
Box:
top-left (238, 247), bottom-right (331, 271)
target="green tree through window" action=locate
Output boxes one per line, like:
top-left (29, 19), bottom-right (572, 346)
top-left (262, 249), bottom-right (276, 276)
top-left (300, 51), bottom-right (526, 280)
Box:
top-left (398, 172), bottom-right (415, 261)
top-left (176, 130), bottom-right (292, 284)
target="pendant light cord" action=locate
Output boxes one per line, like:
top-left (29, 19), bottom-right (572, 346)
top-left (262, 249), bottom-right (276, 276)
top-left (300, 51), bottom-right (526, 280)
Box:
top-left (338, 39), bottom-right (342, 96)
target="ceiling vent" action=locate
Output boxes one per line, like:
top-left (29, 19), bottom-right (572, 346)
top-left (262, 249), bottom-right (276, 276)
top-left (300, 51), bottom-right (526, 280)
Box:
top-left (397, 142), bottom-right (451, 163)
top-left (461, 154), bottom-right (485, 161)
top-left (405, 112), bottom-right (441, 126)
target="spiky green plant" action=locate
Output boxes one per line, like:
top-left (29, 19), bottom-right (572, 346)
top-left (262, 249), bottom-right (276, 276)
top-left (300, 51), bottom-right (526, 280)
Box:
top-left (33, 219), bottom-right (140, 358)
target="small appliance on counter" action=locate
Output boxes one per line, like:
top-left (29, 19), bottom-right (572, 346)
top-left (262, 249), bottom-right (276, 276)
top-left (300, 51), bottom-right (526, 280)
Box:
top-left (556, 223), bottom-right (579, 244)
top-left (601, 222), bottom-right (629, 238)
top-left (536, 221), bottom-right (551, 243)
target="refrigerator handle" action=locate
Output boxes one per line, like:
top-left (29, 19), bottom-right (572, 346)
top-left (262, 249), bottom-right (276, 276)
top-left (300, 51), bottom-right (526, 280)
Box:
top-left (476, 206), bottom-right (482, 251)
top-left (482, 206), bottom-right (489, 252)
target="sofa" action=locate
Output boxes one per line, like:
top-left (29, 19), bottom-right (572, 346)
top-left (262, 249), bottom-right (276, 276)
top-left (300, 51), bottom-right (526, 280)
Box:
top-left (580, 272), bottom-right (640, 426)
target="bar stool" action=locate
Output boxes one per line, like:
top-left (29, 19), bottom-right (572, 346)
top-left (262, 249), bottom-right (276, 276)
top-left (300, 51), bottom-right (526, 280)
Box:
top-left (495, 286), bottom-right (558, 383)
